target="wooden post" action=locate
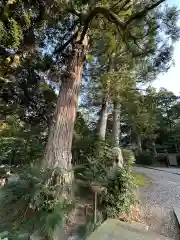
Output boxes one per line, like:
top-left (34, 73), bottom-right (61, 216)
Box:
top-left (91, 184), bottom-right (105, 225)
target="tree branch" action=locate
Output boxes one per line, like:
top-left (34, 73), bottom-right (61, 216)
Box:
top-left (129, 24), bottom-right (159, 40)
top-left (54, 31), bottom-right (78, 54)
top-left (80, 7), bottom-right (125, 42)
top-left (79, 1), bottom-right (165, 42)
top-left (110, 0), bottom-right (123, 11)
top-left (125, 0), bottom-right (165, 26)
top-left (0, 76), bottom-right (11, 83)
top-left (67, 3), bottom-right (82, 18)
top-left (120, 0), bottom-right (132, 10)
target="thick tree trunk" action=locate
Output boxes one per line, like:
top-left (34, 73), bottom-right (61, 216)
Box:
top-left (42, 36), bottom-right (88, 180)
top-left (112, 101), bottom-right (121, 147)
top-left (97, 95), bottom-right (109, 140)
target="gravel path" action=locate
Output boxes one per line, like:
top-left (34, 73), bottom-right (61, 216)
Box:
top-left (135, 167), bottom-right (180, 240)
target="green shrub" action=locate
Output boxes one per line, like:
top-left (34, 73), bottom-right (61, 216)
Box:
top-left (75, 141), bottom-right (137, 220)
top-left (74, 136), bottom-right (113, 181)
top-left (99, 165), bottom-right (137, 219)
top-left (135, 151), bottom-right (153, 165)
top-left (72, 135), bottom-right (113, 166)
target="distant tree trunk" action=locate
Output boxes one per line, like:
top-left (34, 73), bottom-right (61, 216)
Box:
top-left (152, 141), bottom-right (157, 157)
top-left (136, 135), bottom-right (142, 153)
top-left (111, 101), bottom-right (124, 168)
top-left (97, 95), bottom-right (109, 140)
top-left (42, 35), bottom-right (88, 191)
top-left (96, 56), bottom-right (113, 140)
top-left (112, 101), bottom-right (121, 147)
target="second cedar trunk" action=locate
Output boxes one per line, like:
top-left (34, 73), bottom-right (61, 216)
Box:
top-left (97, 95), bottom-right (109, 140)
top-left (112, 101), bottom-right (121, 147)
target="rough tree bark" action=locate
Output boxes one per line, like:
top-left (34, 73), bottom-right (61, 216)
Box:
top-left (97, 95), bottom-right (109, 140)
top-left (42, 35), bottom-right (88, 183)
top-left (112, 101), bottom-right (121, 147)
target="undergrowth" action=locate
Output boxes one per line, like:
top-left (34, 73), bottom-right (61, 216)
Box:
top-left (0, 166), bottom-right (74, 239)
top-left (0, 138), bottom-right (138, 239)
top-left (75, 139), bottom-right (138, 221)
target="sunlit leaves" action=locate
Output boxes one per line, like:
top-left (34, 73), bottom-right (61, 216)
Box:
top-left (7, 0), bottom-right (17, 4)
top-left (87, 54), bottom-right (94, 62)
top-left (118, 9), bottom-right (132, 21)
top-left (4, 55), bottom-right (20, 68)
top-left (8, 18), bottom-right (23, 49)
top-left (24, 11), bottom-right (32, 28)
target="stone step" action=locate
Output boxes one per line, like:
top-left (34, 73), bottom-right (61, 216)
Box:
top-left (87, 219), bottom-right (172, 240)
top-left (173, 207), bottom-right (180, 225)
top-left (121, 221), bottom-right (149, 231)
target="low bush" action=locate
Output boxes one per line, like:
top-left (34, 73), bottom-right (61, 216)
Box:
top-left (154, 153), bottom-right (169, 166)
top-left (135, 151), bottom-right (153, 165)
